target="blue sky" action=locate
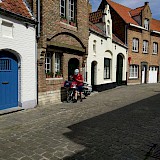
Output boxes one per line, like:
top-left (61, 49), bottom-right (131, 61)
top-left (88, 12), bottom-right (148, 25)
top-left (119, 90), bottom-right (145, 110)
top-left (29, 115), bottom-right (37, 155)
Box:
top-left (90, 0), bottom-right (160, 20)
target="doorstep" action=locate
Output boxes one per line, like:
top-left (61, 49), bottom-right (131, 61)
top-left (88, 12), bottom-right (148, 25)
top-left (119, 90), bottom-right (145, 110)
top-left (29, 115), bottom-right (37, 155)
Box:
top-left (0, 107), bottom-right (23, 116)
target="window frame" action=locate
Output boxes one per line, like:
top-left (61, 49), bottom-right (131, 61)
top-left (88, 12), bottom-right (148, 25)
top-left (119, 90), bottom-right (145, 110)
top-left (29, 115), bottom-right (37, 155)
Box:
top-left (60, 0), bottom-right (76, 25)
top-left (104, 58), bottom-right (111, 79)
top-left (45, 52), bottom-right (62, 78)
top-left (143, 40), bottom-right (149, 53)
top-left (132, 38), bottom-right (139, 52)
top-left (60, 0), bottom-right (66, 18)
top-left (153, 42), bottom-right (158, 54)
top-left (129, 65), bottom-right (139, 79)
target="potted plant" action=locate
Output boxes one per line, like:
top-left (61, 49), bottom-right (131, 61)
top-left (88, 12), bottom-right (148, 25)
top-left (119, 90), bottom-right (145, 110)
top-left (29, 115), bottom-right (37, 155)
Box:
top-left (61, 16), bottom-right (67, 23)
top-left (55, 71), bottom-right (62, 78)
top-left (46, 72), bottom-right (53, 78)
top-left (69, 20), bottom-right (76, 26)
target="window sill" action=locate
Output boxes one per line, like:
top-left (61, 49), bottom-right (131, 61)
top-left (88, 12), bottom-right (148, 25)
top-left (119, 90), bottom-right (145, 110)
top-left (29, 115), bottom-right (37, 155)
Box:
top-left (46, 77), bottom-right (63, 80)
top-left (60, 21), bottom-right (77, 32)
top-left (132, 50), bottom-right (139, 53)
top-left (142, 52), bottom-right (148, 54)
top-left (152, 53), bottom-right (158, 55)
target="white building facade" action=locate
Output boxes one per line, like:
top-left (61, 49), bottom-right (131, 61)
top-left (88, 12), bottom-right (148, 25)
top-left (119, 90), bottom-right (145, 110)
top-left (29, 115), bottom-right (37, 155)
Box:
top-left (87, 5), bottom-right (128, 91)
top-left (0, 5), bottom-right (37, 111)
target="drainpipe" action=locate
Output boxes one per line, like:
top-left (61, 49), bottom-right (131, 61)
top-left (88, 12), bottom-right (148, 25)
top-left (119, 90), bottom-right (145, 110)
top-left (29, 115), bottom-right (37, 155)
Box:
top-left (36, 0), bottom-right (41, 105)
top-left (37, 0), bottom-right (40, 38)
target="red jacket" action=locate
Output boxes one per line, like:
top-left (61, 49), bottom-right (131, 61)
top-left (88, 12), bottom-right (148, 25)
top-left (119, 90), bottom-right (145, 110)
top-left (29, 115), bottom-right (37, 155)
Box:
top-left (73, 73), bottom-right (83, 86)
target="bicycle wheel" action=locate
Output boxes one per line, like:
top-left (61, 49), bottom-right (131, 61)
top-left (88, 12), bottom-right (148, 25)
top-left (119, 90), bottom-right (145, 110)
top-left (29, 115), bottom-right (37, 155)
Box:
top-left (67, 90), bottom-right (73, 103)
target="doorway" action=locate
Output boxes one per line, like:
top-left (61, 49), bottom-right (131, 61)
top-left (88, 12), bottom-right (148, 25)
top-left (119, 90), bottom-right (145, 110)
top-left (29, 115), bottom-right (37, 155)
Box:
top-left (0, 51), bottom-right (18, 110)
top-left (116, 54), bottom-right (123, 85)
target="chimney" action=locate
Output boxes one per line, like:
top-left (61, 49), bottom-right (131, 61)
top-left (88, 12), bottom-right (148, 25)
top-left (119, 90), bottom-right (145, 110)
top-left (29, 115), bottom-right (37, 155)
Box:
top-left (145, 2), bottom-right (149, 6)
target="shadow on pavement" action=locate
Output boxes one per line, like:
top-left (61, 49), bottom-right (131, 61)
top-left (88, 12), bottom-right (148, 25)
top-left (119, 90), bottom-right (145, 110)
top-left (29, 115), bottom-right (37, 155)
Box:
top-left (63, 93), bottom-right (160, 160)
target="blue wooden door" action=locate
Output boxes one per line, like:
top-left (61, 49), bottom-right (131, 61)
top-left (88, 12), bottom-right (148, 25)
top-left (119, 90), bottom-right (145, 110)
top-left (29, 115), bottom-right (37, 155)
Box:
top-left (0, 52), bottom-right (18, 110)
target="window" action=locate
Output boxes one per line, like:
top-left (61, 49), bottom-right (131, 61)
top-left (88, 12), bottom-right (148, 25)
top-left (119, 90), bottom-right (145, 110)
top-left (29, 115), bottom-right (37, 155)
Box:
top-left (0, 59), bottom-right (11, 71)
top-left (104, 58), bottom-right (111, 79)
top-left (60, 0), bottom-right (76, 24)
top-left (153, 42), bottom-right (158, 54)
top-left (107, 20), bottom-right (110, 36)
top-left (132, 38), bottom-right (139, 52)
top-left (2, 21), bottom-right (13, 38)
top-left (45, 52), bottom-right (62, 78)
top-left (45, 52), bottom-right (52, 73)
top-left (55, 53), bottom-right (61, 73)
top-left (129, 65), bottom-right (138, 79)
top-left (143, 40), bottom-right (148, 53)
top-left (93, 40), bottom-right (96, 55)
top-left (60, 0), bottom-right (66, 18)
top-left (144, 19), bottom-right (149, 30)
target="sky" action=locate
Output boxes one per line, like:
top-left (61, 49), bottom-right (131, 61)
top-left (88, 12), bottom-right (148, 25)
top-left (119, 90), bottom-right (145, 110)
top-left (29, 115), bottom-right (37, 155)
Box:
top-left (90, 0), bottom-right (160, 20)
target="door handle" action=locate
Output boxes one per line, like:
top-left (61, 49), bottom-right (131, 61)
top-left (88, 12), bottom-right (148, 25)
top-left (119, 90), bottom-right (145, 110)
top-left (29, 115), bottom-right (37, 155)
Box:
top-left (2, 82), bottom-right (9, 84)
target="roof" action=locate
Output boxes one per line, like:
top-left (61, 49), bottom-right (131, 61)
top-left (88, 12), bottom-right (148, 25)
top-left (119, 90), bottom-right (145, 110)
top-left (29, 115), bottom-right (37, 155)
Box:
top-left (0, 0), bottom-right (32, 19)
top-left (89, 21), bottom-right (105, 36)
top-left (151, 19), bottom-right (160, 32)
top-left (130, 6), bottom-right (144, 17)
top-left (112, 33), bottom-right (127, 48)
top-left (89, 21), bottom-right (127, 48)
top-left (89, 10), bottom-right (103, 24)
top-left (105, 0), bottom-right (160, 32)
top-left (106, 0), bottom-right (138, 25)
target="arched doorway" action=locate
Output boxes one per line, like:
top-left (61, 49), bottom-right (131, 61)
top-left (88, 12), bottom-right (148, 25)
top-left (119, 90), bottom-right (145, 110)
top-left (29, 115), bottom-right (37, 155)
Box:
top-left (116, 54), bottom-right (123, 86)
top-left (68, 58), bottom-right (79, 79)
top-left (0, 50), bottom-right (18, 110)
top-left (91, 61), bottom-right (97, 90)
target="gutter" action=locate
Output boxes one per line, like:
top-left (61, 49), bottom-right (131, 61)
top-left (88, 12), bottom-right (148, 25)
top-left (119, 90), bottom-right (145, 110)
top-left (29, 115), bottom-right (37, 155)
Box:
top-left (151, 30), bottom-right (160, 35)
top-left (129, 23), bottom-right (148, 31)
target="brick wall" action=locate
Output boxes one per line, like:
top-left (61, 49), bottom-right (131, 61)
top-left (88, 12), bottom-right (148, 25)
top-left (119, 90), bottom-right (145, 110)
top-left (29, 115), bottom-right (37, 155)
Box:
top-left (29, 0), bottom-right (89, 105)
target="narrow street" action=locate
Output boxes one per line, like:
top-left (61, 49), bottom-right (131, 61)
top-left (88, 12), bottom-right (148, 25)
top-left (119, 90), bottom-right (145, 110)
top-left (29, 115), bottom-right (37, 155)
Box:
top-left (1, 84), bottom-right (160, 160)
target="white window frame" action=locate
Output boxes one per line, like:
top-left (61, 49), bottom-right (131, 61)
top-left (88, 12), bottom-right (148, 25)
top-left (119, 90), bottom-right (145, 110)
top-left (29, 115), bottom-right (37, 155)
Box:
top-left (60, 0), bottom-right (66, 18)
top-left (129, 65), bottom-right (138, 79)
top-left (45, 52), bottom-right (52, 73)
top-left (153, 42), bottom-right (158, 54)
top-left (143, 40), bottom-right (148, 53)
top-left (132, 38), bottom-right (139, 52)
top-left (68, 0), bottom-right (74, 21)
top-left (45, 52), bottom-right (62, 78)
top-left (144, 19), bottom-right (149, 30)
top-left (60, 0), bottom-right (75, 23)
top-left (55, 53), bottom-right (61, 73)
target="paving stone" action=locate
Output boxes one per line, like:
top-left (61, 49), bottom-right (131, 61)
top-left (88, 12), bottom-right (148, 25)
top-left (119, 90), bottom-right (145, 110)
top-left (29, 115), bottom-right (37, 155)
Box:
top-left (1, 84), bottom-right (160, 159)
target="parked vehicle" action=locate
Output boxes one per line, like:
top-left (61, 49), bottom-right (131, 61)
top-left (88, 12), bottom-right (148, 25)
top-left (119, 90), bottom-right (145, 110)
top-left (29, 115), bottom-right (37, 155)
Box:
top-left (64, 81), bottom-right (92, 103)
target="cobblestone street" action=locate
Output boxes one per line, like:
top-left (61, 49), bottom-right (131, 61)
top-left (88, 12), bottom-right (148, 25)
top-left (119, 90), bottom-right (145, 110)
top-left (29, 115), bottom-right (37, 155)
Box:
top-left (1, 84), bottom-right (160, 160)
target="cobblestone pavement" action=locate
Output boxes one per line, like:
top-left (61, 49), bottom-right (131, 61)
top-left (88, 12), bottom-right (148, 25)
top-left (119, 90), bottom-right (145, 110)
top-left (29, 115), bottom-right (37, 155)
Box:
top-left (1, 84), bottom-right (160, 160)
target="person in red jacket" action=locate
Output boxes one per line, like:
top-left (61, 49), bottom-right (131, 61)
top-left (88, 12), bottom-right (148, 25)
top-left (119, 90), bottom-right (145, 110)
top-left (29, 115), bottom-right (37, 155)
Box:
top-left (73, 69), bottom-right (83, 103)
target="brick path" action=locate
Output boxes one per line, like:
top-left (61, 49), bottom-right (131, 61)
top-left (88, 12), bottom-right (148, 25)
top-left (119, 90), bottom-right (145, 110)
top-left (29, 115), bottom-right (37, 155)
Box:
top-left (1, 84), bottom-right (160, 160)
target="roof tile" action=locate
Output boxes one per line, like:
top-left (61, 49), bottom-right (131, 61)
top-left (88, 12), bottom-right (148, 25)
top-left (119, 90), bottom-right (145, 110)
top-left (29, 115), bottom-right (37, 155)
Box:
top-left (0, 0), bottom-right (31, 19)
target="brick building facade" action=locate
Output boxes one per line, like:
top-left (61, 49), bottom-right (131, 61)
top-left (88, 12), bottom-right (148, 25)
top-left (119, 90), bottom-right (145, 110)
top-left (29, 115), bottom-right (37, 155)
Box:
top-left (99, 0), bottom-right (160, 85)
top-left (27, 0), bottom-right (91, 105)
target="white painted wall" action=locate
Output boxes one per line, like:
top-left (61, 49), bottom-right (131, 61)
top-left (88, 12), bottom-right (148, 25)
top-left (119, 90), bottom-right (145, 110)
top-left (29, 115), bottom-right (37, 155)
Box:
top-left (0, 15), bottom-right (37, 109)
top-left (87, 5), bottom-right (127, 87)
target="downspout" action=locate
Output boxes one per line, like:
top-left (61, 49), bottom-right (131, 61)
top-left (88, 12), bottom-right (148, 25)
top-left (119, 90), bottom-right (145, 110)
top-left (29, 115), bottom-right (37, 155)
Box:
top-left (36, 0), bottom-right (41, 105)
top-left (37, 0), bottom-right (41, 38)
top-left (125, 24), bottom-right (128, 84)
